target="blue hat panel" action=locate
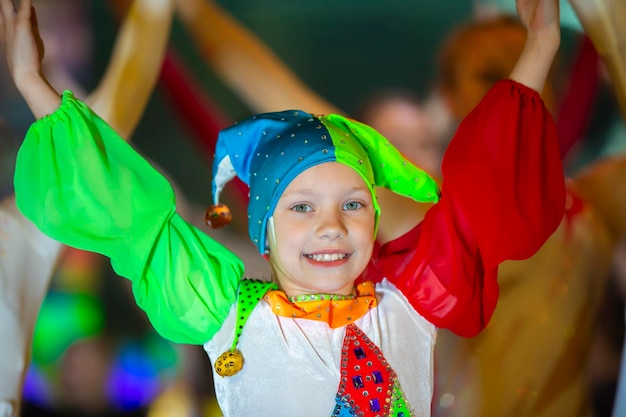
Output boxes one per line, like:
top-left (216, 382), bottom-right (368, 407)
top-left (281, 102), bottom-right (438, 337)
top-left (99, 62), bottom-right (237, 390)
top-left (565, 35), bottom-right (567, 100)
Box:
top-left (247, 111), bottom-right (340, 251)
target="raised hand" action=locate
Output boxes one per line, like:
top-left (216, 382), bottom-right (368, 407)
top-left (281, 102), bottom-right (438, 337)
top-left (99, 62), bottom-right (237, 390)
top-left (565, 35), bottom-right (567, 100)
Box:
top-left (0, 0), bottom-right (40, 83)
top-left (509, 0), bottom-right (560, 93)
top-left (516, 0), bottom-right (560, 39)
top-left (0, 0), bottom-right (60, 118)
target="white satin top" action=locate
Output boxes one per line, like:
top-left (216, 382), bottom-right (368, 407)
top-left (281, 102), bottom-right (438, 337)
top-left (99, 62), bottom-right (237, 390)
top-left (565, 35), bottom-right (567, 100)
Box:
top-left (204, 279), bottom-right (436, 417)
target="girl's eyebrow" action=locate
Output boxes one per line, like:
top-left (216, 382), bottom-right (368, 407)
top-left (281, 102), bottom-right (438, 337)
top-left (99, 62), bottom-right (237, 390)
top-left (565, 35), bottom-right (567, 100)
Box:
top-left (280, 188), bottom-right (315, 198)
top-left (284, 185), bottom-right (369, 195)
top-left (281, 187), bottom-right (371, 202)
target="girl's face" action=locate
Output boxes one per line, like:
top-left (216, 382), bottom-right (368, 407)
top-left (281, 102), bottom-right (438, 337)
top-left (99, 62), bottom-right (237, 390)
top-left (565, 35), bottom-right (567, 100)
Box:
top-left (267, 162), bottom-right (376, 296)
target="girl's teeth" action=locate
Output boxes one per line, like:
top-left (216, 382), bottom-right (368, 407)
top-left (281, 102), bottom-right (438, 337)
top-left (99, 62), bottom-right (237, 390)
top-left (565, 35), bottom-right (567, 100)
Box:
top-left (308, 253), bottom-right (346, 262)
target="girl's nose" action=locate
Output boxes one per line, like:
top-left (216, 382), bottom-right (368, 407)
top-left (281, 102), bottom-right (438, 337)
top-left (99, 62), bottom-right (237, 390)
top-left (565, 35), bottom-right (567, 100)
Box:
top-left (316, 209), bottom-right (347, 240)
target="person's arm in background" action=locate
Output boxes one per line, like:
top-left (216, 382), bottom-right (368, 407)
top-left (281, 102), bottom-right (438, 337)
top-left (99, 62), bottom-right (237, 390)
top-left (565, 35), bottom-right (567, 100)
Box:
top-left (175, 0), bottom-right (341, 115)
top-left (0, 1), bottom-right (174, 415)
top-left (3, 0), bottom-right (175, 134)
top-left (174, 0), bottom-right (437, 242)
top-left (569, 0), bottom-right (626, 120)
top-left (87, 0), bottom-right (174, 140)
top-left (562, 5), bottom-right (626, 415)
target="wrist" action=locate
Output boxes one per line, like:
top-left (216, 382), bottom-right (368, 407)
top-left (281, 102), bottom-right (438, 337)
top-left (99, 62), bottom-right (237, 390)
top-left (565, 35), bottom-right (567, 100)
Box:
top-left (525, 30), bottom-right (561, 59)
top-left (509, 33), bottom-right (560, 93)
top-left (15, 72), bottom-right (61, 119)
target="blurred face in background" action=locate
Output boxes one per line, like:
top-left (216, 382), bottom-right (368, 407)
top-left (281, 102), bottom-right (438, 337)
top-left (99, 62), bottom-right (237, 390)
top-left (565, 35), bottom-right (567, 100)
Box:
top-left (438, 17), bottom-right (558, 121)
top-left (362, 97), bottom-right (442, 177)
top-left (357, 92), bottom-right (444, 178)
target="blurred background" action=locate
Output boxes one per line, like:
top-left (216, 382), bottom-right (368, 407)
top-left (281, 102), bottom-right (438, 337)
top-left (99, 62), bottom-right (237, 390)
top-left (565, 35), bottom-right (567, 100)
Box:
top-left (0, 0), bottom-right (592, 205)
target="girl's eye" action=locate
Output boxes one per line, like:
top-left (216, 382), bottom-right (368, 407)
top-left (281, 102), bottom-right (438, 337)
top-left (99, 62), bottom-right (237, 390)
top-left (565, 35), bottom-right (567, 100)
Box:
top-left (291, 203), bottom-right (312, 213)
top-left (344, 201), bottom-right (363, 211)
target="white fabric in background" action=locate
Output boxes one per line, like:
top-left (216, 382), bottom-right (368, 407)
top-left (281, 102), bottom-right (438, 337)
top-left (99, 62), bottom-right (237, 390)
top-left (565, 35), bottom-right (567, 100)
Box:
top-left (0, 195), bottom-right (62, 416)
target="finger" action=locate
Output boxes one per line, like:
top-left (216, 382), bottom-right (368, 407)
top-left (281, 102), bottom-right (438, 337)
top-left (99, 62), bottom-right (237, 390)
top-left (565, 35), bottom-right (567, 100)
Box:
top-left (0, 0), bottom-right (16, 20)
top-left (0, 0), bottom-right (10, 45)
top-left (17, 0), bottom-right (31, 18)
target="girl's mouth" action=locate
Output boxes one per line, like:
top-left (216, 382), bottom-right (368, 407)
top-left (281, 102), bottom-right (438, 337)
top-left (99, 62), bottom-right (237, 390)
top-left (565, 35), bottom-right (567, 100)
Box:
top-left (305, 253), bottom-right (348, 262)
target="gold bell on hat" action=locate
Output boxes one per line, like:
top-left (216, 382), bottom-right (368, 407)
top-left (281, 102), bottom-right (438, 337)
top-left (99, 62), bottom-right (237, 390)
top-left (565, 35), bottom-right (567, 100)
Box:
top-left (204, 204), bottom-right (232, 228)
top-left (214, 349), bottom-right (244, 377)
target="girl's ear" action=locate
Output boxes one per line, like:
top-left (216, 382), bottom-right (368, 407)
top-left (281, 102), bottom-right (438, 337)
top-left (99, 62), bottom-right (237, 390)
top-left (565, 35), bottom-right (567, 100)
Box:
top-left (266, 216), bottom-right (276, 252)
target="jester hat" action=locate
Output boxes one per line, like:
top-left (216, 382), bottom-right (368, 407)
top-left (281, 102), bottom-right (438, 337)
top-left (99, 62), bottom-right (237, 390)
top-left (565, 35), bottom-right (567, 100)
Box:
top-left (209, 110), bottom-right (439, 254)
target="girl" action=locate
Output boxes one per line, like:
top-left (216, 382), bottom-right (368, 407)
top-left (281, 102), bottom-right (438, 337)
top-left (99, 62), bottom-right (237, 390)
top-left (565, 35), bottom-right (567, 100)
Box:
top-left (2, 0), bottom-right (564, 415)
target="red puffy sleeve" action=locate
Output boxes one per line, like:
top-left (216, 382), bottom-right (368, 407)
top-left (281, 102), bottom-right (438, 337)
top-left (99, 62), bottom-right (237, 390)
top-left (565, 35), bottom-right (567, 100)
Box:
top-left (364, 80), bottom-right (565, 337)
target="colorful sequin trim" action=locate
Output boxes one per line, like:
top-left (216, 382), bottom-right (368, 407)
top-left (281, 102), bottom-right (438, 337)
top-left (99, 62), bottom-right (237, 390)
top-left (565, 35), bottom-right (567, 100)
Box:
top-left (214, 279), bottom-right (276, 377)
top-left (231, 279), bottom-right (277, 350)
top-left (288, 292), bottom-right (356, 303)
top-left (332, 324), bottom-right (413, 417)
top-left (265, 281), bottom-right (377, 328)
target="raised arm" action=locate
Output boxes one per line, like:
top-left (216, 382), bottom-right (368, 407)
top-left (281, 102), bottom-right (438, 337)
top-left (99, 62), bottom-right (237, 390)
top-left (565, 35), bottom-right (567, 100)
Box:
top-left (569, 0), bottom-right (626, 119)
top-left (560, 0), bottom-right (626, 237)
top-left (1, 0), bottom-right (174, 137)
top-left (367, 0), bottom-right (565, 336)
top-left (0, 0), bottom-right (60, 118)
top-left (175, 0), bottom-right (341, 115)
top-left (0, 1), bottom-right (175, 415)
top-left (86, 0), bottom-right (174, 140)
top-left (509, 0), bottom-right (561, 93)
top-left (5, 0), bottom-right (244, 347)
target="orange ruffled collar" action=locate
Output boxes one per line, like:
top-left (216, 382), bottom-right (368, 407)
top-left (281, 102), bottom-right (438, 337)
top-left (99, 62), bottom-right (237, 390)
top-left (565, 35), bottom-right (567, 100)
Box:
top-left (264, 281), bottom-right (377, 328)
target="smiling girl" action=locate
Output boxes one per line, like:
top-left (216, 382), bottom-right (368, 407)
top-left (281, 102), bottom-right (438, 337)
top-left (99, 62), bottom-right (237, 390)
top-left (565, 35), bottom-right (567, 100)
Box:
top-left (2, 0), bottom-right (565, 415)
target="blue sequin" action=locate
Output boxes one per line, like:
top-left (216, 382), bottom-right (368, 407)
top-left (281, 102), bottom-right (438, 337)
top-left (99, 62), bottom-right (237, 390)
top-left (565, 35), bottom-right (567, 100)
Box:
top-left (352, 375), bottom-right (364, 389)
top-left (353, 347), bottom-right (366, 359)
top-left (372, 370), bottom-right (384, 384)
top-left (369, 399), bottom-right (381, 412)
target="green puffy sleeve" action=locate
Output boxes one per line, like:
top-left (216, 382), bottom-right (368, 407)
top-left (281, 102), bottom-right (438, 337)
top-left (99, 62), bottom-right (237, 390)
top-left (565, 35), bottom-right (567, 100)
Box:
top-left (14, 91), bottom-right (244, 344)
